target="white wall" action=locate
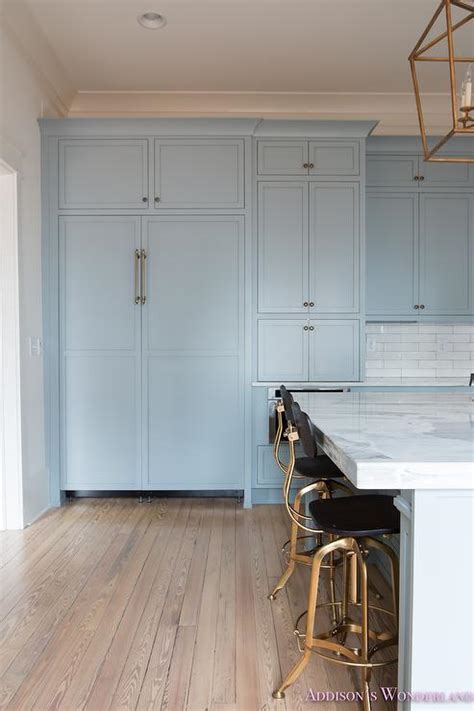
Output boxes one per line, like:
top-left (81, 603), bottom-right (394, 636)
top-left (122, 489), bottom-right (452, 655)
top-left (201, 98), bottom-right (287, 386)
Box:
top-left (0, 3), bottom-right (72, 525)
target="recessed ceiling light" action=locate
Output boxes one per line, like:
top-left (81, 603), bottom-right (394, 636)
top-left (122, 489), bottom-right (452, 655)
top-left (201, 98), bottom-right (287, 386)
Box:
top-left (137, 11), bottom-right (167, 29)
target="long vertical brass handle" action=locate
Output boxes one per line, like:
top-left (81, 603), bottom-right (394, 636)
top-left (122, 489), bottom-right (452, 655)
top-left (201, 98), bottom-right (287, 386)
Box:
top-left (134, 249), bottom-right (141, 304)
top-left (141, 249), bottom-right (147, 305)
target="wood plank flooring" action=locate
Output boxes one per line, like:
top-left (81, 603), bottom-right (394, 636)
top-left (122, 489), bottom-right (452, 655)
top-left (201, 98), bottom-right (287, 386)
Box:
top-left (0, 499), bottom-right (397, 710)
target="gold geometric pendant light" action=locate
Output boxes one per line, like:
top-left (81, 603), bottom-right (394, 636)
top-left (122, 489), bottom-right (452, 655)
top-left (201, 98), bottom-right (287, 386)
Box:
top-left (409, 0), bottom-right (474, 162)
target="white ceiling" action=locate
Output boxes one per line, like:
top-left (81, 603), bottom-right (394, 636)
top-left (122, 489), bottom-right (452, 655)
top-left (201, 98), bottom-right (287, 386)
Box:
top-left (20, 0), bottom-right (472, 94)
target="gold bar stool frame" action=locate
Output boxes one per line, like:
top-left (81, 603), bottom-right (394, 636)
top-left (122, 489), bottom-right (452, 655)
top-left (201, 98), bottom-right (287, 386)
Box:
top-left (272, 420), bottom-right (400, 710)
top-left (269, 391), bottom-right (352, 610)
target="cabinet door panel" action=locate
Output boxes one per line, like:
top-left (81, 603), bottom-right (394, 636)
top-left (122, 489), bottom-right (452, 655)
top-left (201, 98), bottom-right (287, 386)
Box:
top-left (309, 320), bottom-right (359, 381)
top-left (59, 217), bottom-right (141, 489)
top-left (308, 141), bottom-right (360, 176)
top-left (309, 183), bottom-right (359, 313)
top-left (59, 139), bottom-right (148, 209)
top-left (145, 355), bottom-right (243, 488)
top-left (419, 195), bottom-right (472, 314)
top-left (142, 216), bottom-right (244, 489)
top-left (144, 217), bottom-right (243, 352)
top-left (258, 182), bottom-right (308, 313)
top-left (421, 161), bottom-right (474, 187)
top-left (257, 141), bottom-right (308, 175)
top-left (257, 320), bottom-right (308, 382)
top-left (367, 155), bottom-right (418, 187)
top-left (367, 193), bottom-right (418, 314)
top-left (154, 140), bottom-right (243, 208)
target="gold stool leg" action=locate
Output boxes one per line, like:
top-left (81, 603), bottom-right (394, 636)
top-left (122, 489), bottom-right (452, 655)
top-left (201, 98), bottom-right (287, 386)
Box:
top-left (359, 545), bottom-right (372, 711)
top-left (272, 546), bottom-right (325, 699)
top-left (269, 488), bottom-right (304, 600)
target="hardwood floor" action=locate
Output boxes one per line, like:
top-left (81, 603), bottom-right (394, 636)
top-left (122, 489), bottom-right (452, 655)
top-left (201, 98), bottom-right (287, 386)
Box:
top-left (0, 499), bottom-right (397, 710)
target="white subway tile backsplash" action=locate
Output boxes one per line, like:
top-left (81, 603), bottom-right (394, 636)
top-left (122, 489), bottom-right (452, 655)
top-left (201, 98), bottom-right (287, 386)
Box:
top-left (401, 368), bottom-right (436, 377)
top-left (365, 323), bottom-right (474, 383)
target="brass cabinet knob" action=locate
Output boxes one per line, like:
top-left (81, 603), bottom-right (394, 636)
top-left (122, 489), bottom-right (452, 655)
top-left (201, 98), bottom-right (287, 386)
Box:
top-left (414, 304), bottom-right (419, 309)
top-left (419, 176), bottom-right (425, 181)
top-left (303, 325), bottom-right (309, 331)
top-left (308, 163), bottom-right (314, 169)
top-left (142, 197), bottom-right (148, 202)
top-left (419, 304), bottom-right (425, 309)
top-left (154, 196), bottom-right (161, 203)
top-left (303, 163), bottom-right (309, 169)
top-left (303, 301), bottom-right (309, 307)
top-left (414, 176), bottom-right (419, 181)
top-left (309, 325), bottom-right (315, 331)
top-left (309, 301), bottom-right (315, 307)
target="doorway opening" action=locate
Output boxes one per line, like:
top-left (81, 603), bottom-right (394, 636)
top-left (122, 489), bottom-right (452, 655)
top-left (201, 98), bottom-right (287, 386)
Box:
top-left (0, 159), bottom-right (23, 530)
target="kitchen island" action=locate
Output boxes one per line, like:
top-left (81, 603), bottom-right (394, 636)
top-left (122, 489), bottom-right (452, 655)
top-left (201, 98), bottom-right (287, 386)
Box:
top-left (297, 392), bottom-right (474, 711)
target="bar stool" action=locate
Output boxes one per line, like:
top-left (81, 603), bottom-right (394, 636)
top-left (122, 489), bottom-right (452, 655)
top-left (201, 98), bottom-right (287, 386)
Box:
top-left (273, 417), bottom-right (400, 711)
top-left (269, 388), bottom-right (351, 602)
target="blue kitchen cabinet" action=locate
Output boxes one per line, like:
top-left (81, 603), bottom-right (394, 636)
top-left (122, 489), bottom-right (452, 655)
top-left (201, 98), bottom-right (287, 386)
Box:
top-left (367, 193), bottom-right (418, 315)
top-left (308, 320), bottom-right (360, 381)
top-left (257, 139), bottom-right (360, 177)
top-left (367, 190), bottom-right (472, 316)
top-left (309, 182), bottom-right (360, 313)
top-left (142, 216), bottom-right (245, 489)
top-left (419, 194), bottom-right (472, 315)
top-left (59, 216), bottom-right (142, 489)
top-left (368, 153), bottom-right (474, 189)
top-left (257, 141), bottom-right (309, 176)
top-left (257, 320), bottom-right (309, 382)
top-left (367, 155), bottom-right (419, 187)
top-left (308, 141), bottom-right (360, 176)
top-left (59, 139), bottom-right (149, 210)
top-left (257, 182), bottom-right (309, 313)
top-left (257, 319), bottom-right (359, 382)
top-left (154, 139), bottom-right (244, 208)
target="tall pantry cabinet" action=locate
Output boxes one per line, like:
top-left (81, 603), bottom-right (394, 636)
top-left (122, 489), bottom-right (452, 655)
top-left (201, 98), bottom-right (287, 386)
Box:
top-left (254, 122), bottom-right (375, 383)
top-left (42, 120), bottom-right (254, 500)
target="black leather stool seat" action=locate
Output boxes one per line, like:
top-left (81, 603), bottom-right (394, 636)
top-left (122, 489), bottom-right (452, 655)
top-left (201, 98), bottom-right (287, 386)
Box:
top-left (295, 455), bottom-right (344, 480)
top-left (309, 495), bottom-right (400, 537)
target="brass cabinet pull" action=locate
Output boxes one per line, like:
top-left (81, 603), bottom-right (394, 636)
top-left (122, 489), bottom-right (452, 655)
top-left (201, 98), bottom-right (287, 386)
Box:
top-left (142, 197), bottom-right (148, 203)
top-left (308, 163), bottom-right (314, 169)
top-left (303, 325), bottom-right (309, 331)
top-left (309, 325), bottom-right (315, 331)
top-left (134, 249), bottom-right (141, 304)
top-left (303, 301), bottom-right (309, 307)
top-left (141, 249), bottom-right (147, 305)
top-left (414, 304), bottom-right (419, 309)
top-left (414, 176), bottom-right (420, 181)
top-left (419, 304), bottom-right (425, 309)
top-left (303, 163), bottom-right (309, 169)
top-left (419, 176), bottom-right (425, 181)
top-left (155, 196), bottom-right (160, 203)
top-left (309, 301), bottom-right (315, 307)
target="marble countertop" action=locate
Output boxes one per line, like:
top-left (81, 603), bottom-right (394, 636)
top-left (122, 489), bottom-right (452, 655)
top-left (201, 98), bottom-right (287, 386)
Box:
top-left (296, 392), bottom-right (474, 490)
top-left (253, 380), bottom-right (471, 388)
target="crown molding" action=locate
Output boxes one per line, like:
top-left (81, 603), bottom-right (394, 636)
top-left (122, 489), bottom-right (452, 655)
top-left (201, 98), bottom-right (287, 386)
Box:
top-left (68, 90), bottom-right (453, 135)
top-left (1, 0), bottom-right (75, 117)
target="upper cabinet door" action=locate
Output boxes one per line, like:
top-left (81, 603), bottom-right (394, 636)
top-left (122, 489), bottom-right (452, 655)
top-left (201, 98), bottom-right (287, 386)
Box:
top-left (419, 161), bottom-right (474, 188)
top-left (308, 320), bottom-right (360, 381)
top-left (367, 155), bottom-right (418, 187)
top-left (308, 141), bottom-right (360, 176)
top-left (367, 193), bottom-right (418, 315)
top-left (257, 141), bottom-right (309, 176)
top-left (258, 182), bottom-right (309, 313)
top-left (154, 139), bottom-right (244, 208)
top-left (419, 195), bottom-right (472, 314)
top-left (59, 139), bottom-right (149, 210)
top-left (309, 183), bottom-right (359, 313)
